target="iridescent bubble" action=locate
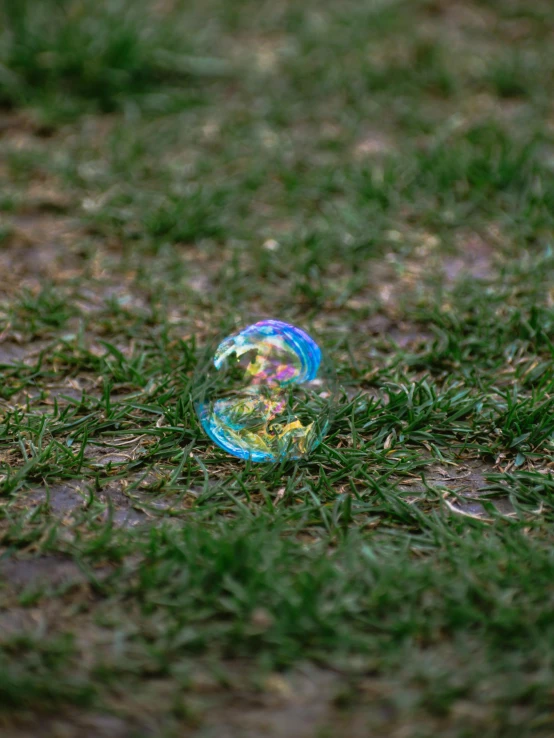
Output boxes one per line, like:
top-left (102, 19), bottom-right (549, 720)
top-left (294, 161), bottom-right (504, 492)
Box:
top-left (194, 320), bottom-right (337, 462)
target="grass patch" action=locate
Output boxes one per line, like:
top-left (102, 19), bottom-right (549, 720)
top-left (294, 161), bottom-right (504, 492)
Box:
top-left (1, 0), bottom-right (554, 735)
top-left (0, 0), bottom-right (228, 120)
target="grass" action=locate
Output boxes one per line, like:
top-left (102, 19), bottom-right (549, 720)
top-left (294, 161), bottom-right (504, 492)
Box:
top-left (1, 0), bottom-right (554, 735)
top-left (0, 0), bottom-right (228, 120)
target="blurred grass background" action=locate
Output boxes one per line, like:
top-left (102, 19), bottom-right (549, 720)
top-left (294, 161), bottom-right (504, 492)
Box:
top-left (1, 1), bottom-right (554, 736)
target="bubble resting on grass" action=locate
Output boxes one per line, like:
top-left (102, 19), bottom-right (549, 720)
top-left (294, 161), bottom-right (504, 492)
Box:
top-left (194, 320), bottom-right (337, 462)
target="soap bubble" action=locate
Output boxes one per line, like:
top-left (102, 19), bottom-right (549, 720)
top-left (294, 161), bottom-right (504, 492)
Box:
top-left (194, 320), bottom-right (337, 462)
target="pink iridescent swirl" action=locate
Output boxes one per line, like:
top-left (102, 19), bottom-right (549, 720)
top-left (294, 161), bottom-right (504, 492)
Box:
top-left (213, 320), bottom-right (321, 385)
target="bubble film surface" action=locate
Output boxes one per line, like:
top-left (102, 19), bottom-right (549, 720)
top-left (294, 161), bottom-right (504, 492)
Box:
top-left (194, 320), bottom-right (336, 462)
